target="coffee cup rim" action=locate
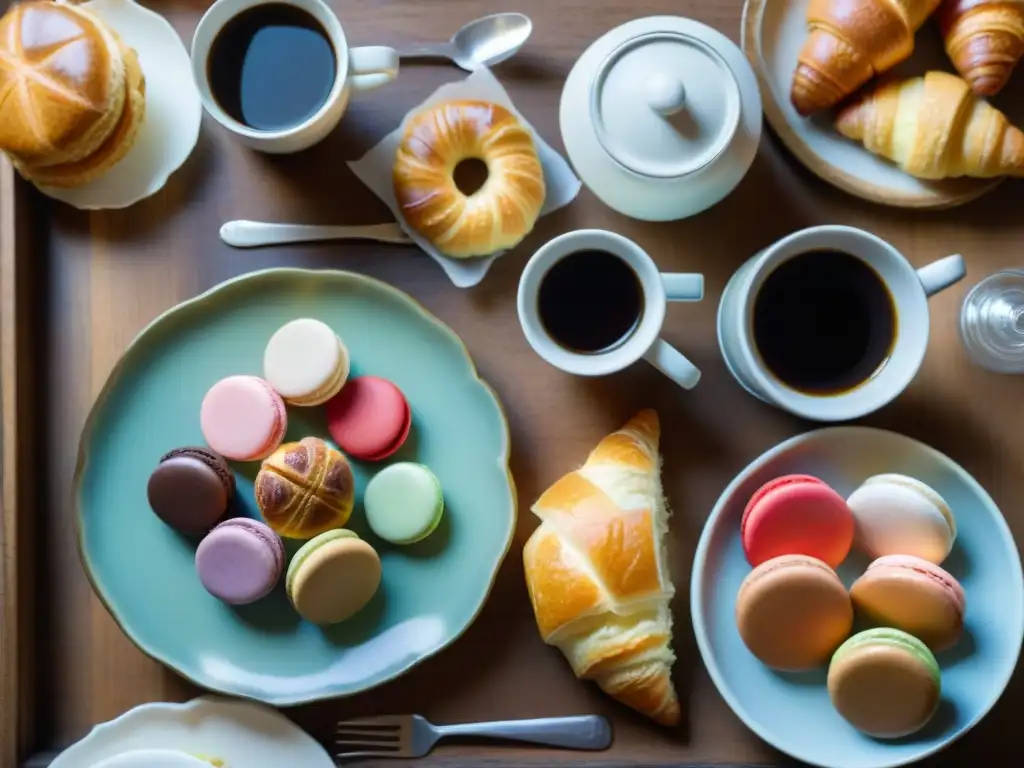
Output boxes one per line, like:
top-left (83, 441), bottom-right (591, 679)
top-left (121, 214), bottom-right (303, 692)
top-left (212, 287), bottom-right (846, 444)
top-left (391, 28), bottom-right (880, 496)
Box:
top-left (733, 225), bottom-right (931, 420)
top-left (190, 0), bottom-right (350, 141)
top-left (517, 229), bottom-right (667, 377)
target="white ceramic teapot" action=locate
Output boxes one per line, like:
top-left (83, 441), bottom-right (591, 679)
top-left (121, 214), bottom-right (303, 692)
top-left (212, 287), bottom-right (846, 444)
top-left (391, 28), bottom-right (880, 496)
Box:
top-left (560, 16), bottom-right (762, 221)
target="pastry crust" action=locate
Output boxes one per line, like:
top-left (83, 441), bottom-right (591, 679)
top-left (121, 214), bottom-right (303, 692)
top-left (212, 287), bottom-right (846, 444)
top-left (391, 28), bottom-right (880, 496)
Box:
top-left (393, 100), bottom-right (545, 258)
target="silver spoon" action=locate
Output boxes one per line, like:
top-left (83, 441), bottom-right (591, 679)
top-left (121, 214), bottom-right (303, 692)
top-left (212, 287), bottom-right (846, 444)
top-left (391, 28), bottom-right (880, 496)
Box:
top-left (397, 13), bottom-right (532, 72)
top-left (220, 220), bottom-right (413, 248)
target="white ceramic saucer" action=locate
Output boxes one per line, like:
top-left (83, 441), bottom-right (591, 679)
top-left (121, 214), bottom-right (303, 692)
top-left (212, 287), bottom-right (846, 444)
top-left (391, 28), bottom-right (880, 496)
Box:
top-left (741, 0), bottom-right (1011, 208)
top-left (94, 751), bottom-right (210, 768)
top-left (38, 0), bottom-right (202, 209)
top-left (49, 696), bottom-right (332, 768)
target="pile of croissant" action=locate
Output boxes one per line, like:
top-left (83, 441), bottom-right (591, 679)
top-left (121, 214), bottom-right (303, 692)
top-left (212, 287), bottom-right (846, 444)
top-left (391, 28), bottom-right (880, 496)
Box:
top-left (792, 0), bottom-right (1024, 180)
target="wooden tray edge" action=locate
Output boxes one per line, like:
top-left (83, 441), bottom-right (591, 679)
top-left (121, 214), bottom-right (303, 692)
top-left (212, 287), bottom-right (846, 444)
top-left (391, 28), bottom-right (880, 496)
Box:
top-left (1, 155), bottom-right (38, 767)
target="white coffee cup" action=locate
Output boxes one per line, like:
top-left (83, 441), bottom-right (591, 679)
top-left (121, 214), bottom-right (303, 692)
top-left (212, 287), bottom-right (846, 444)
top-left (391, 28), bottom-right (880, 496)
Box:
top-left (518, 230), bottom-right (705, 389)
top-left (717, 225), bottom-right (966, 421)
top-left (191, 0), bottom-right (398, 153)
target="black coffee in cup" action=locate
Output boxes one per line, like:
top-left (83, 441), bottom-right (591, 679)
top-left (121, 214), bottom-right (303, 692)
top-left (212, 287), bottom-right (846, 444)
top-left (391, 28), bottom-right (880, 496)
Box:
top-left (538, 250), bottom-right (644, 354)
top-left (207, 3), bottom-right (336, 131)
top-left (753, 250), bottom-right (896, 394)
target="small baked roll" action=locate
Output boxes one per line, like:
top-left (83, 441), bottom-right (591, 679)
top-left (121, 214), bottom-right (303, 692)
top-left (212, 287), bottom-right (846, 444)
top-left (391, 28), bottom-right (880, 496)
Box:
top-left (255, 437), bottom-right (355, 539)
top-left (16, 42), bottom-right (146, 188)
top-left (0, 2), bottom-right (128, 167)
top-left (393, 100), bottom-right (545, 259)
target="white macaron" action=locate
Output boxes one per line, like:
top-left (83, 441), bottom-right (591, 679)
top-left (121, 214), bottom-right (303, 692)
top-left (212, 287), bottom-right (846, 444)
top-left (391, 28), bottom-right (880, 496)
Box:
top-left (846, 474), bottom-right (956, 564)
top-left (263, 318), bottom-right (349, 406)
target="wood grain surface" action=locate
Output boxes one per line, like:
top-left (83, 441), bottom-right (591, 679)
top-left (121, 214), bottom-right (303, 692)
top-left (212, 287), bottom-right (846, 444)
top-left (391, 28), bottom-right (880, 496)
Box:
top-left (4, 0), bottom-right (1024, 766)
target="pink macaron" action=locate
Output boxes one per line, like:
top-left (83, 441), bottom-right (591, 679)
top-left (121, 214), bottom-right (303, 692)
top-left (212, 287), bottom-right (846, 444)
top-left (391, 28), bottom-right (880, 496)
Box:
top-left (326, 376), bottom-right (411, 461)
top-left (850, 554), bottom-right (966, 652)
top-left (200, 375), bottom-right (288, 461)
top-left (742, 474), bottom-right (854, 568)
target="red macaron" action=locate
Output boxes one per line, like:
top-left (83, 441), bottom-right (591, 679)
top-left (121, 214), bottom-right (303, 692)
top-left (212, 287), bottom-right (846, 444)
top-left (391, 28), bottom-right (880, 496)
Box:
top-left (741, 474), bottom-right (854, 568)
top-left (326, 376), bottom-right (411, 461)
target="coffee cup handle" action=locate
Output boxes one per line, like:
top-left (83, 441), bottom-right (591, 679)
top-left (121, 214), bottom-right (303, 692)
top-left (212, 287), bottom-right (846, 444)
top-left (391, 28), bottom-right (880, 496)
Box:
top-left (917, 254), bottom-right (966, 297)
top-left (350, 46), bottom-right (399, 92)
top-left (644, 338), bottom-right (701, 390)
top-left (662, 273), bottom-right (704, 302)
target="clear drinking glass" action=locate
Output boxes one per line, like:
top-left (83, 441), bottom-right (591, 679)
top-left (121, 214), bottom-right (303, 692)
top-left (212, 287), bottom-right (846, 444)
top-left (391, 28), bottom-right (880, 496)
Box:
top-left (959, 270), bottom-right (1024, 373)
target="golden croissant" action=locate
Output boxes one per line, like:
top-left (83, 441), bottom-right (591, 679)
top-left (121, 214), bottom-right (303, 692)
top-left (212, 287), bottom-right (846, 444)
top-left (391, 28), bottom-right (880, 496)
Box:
top-left (522, 410), bottom-right (680, 726)
top-left (791, 0), bottom-right (942, 115)
top-left (938, 0), bottom-right (1024, 95)
top-left (836, 71), bottom-right (1024, 178)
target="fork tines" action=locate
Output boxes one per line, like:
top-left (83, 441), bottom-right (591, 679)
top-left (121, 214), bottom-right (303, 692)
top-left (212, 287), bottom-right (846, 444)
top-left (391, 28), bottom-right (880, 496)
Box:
top-left (336, 718), bottom-right (404, 753)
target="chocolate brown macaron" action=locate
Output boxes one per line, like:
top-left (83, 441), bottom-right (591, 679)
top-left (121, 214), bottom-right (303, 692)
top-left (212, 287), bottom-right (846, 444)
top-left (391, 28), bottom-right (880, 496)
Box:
top-left (147, 447), bottom-right (235, 535)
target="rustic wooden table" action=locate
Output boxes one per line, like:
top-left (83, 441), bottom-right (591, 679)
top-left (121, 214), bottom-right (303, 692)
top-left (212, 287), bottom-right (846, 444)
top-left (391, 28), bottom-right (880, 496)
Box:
top-left (2, 0), bottom-right (1023, 766)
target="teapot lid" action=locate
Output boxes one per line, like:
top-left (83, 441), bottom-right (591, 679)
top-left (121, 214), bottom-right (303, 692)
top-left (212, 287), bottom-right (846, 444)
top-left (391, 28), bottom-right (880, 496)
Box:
top-left (589, 30), bottom-right (741, 179)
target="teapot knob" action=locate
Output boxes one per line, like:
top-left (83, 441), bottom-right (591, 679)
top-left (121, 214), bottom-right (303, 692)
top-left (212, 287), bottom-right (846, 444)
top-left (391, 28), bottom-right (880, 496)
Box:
top-left (646, 72), bottom-right (687, 116)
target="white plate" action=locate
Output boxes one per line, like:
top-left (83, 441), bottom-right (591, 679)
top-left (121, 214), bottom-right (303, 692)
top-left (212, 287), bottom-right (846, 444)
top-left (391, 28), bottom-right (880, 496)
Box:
top-left (38, 0), bottom-right (202, 209)
top-left (49, 696), bottom-right (332, 768)
top-left (691, 427), bottom-right (1024, 768)
top-left (741, 0), bottom-right (1015, 208)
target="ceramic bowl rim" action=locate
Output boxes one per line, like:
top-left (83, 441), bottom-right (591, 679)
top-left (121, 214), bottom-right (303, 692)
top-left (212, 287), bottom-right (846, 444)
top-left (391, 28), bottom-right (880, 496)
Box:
top-left (690, 426), bottom-right (1024, 768)
top-left (72, 267), bottom-right (518, 705)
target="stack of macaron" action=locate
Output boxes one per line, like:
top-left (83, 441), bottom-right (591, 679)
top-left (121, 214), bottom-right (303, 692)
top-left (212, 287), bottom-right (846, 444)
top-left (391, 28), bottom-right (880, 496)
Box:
top-left (735, 473), bottom-right (965, 738)
top-left (145, 317), bottom-right (446, 626)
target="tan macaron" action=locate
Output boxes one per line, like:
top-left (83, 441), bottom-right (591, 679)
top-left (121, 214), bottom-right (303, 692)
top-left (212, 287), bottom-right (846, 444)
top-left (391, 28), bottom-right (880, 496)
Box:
top-left (286, 530), bottom-right (381, 625)
top-left (735, 554), bottom-right (854, 670)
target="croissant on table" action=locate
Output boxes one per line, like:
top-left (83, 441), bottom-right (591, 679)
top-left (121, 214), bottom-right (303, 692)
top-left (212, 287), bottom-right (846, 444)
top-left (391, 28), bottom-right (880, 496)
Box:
top-left (791, 0), bottom-right (943, 116)
top-left (522, 409), bottom-right (680, 726)
top-left (836, 70), bottom-right (1024, 177)
top-left (938, 0), bottom-right (1024, 95)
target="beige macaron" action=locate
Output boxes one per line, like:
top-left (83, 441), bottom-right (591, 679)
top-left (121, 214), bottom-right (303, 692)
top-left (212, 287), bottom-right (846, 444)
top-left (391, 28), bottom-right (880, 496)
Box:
top-left (286, 530), bottom-right (381, 624)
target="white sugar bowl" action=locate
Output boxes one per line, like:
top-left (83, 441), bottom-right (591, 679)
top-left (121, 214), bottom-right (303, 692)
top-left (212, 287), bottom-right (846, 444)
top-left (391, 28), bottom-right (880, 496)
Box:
top-left (560, 16), bottom-right (762, 221)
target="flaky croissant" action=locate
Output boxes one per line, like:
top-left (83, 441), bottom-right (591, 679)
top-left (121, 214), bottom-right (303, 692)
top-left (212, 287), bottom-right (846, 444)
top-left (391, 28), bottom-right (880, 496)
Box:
top-left (836, 70), bottom-right (1024, 177)
top-left (791, 0), bottom-right (942, 116)
top-left (523, 410), bottom-right (680, 726)
top-left (938, 0), bottom-right (1024, 95)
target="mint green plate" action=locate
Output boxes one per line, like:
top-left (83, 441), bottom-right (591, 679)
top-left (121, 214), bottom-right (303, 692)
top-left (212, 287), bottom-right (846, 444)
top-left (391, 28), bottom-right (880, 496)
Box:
top-left (74, 269), bottom-right (516, 705)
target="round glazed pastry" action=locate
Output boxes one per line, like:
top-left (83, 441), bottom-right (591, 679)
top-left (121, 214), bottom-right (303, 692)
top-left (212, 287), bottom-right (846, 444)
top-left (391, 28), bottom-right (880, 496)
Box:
top-left (147, 446), bottom-right (235, 535)
top-left (741, 475), bottom-right (854, 568)
top-left (364, 462), bottom-right (444, 544)
top-left (0, 3), bottom-right (147, 187)
top-left (255, 437), bottom-right (355, 538)
top-left (735, 554), bottom-right (853, 671)
top-left (827, 629), bottom-right (941, 738)
top-left (326, 376), bottom-right (411, 461)
top-left (847, 474), bottom-right (956, 563)
top-left (200, 375), bottom-right (287, 461)
top-left (287, 529), bottom-right (382, 624)
top-left (195, 519), bottom-right (285, 605)
top-left (850, 554), bottom-right (966, 652)
top-left (392, 100), bottom-right (546, 258)
top-left (263, 318), bottom-right (350, 406)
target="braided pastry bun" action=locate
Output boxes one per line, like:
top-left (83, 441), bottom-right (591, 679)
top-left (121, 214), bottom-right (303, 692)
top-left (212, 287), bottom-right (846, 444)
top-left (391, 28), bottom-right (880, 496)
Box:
top-left (523, 410), bottom-right (680, 726)
top-left (0, 2), bottom-right (127, 166)
top-left (392, 100), bottom-right (545, 259)
top-left (255, 437), bottom-right (355, 539)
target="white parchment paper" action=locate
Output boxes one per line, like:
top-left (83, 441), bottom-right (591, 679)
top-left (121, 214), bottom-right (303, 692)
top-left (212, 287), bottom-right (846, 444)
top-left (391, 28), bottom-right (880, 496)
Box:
top-left (348, 67), bottom-right (581, 288)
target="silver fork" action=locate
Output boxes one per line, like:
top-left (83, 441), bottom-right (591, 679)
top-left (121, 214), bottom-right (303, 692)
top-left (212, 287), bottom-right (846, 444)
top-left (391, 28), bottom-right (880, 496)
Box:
top-left (335, 714), bottom-right (612, 760)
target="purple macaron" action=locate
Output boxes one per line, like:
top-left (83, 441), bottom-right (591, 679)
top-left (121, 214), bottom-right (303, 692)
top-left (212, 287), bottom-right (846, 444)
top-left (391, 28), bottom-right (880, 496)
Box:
top-left (195, 519), bottom-right (285, 605)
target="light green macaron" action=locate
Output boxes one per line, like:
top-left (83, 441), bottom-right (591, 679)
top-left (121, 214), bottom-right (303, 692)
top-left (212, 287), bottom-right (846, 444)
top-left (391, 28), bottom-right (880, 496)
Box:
top-left (286, 529), bottom-right (381, 624)
top-left (828, 628), bottom-right (941, 738)
top-left (363, 463), bottom-right (444, 545)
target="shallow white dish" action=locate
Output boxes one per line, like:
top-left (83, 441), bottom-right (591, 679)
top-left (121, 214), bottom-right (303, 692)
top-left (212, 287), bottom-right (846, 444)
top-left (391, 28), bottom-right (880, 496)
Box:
top-left (741, 0), bottom-right (1014, 208)
top-left (94, 751), bottom-right (210, 768)
top-left (39, 0), bottom-right (202, 210)
top-left (691, 427), bottom-right (1023, 768)
top-left (49, 695), bottom-right (332, 768)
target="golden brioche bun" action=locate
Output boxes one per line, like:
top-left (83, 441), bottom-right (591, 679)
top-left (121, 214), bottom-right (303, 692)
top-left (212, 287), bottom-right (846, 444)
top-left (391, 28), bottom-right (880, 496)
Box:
top-left (393, 100), bottom-right (545, 259)
top-left (18, 41), bottom-right (145, 188)
top-left (0, 1), bottom-right (126, 166)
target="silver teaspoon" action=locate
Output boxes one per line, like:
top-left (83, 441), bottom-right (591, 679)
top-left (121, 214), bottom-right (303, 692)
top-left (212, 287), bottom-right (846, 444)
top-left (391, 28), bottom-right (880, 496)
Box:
top-left (220, 220), bottom-right (413, 248)
top-left (397, 13), bottom-right (532, 72)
